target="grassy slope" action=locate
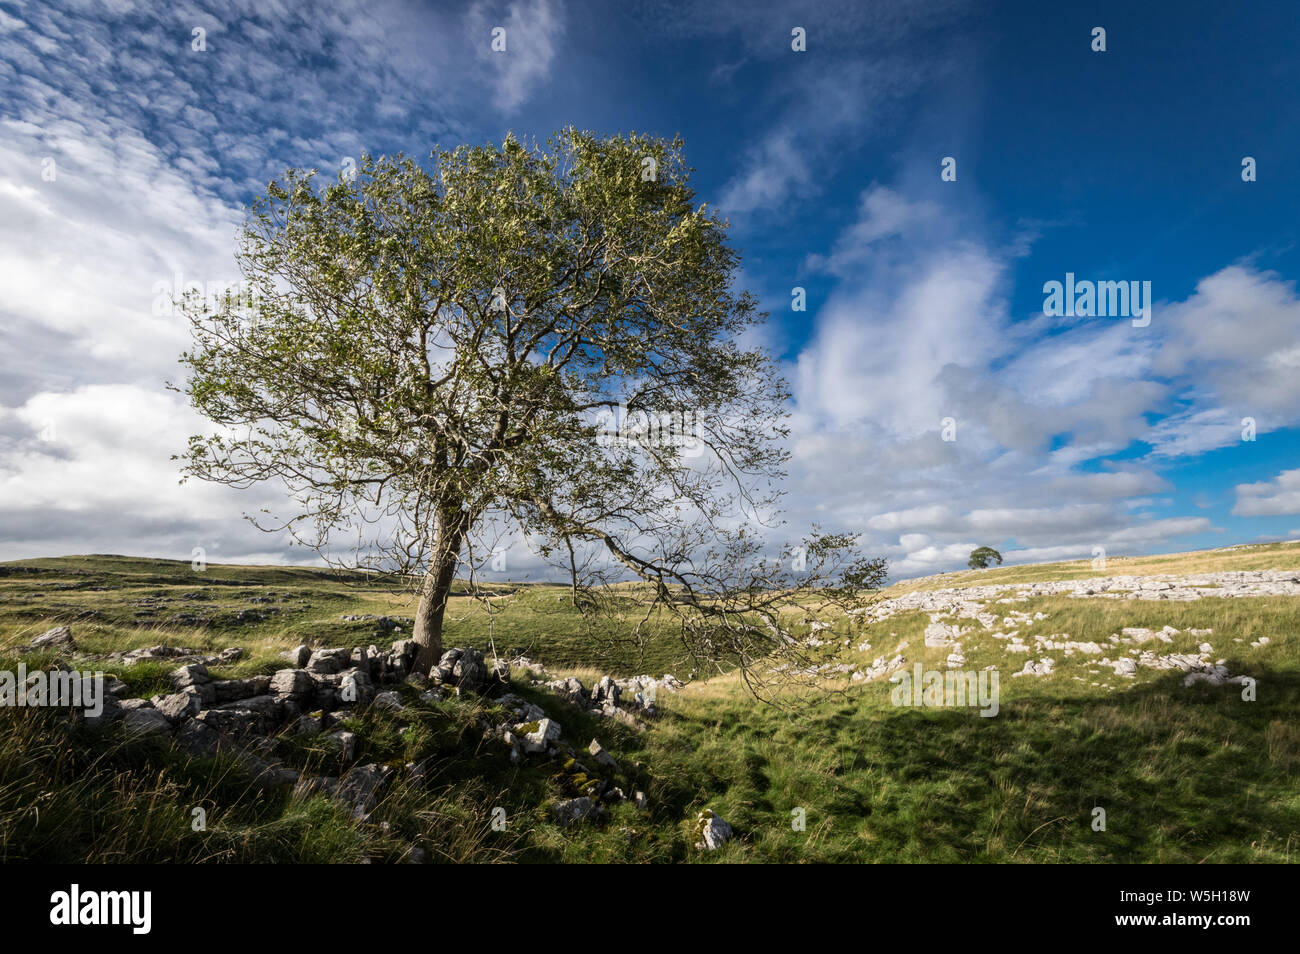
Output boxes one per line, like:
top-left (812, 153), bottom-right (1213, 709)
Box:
top-left (1, 548), bottom-right (1297, 863)
top-left (886, 540), bottom-right (1300, 595)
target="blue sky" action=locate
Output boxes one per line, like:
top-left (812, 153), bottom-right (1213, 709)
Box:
top-left (1, 0), bottom-right (1298, 578)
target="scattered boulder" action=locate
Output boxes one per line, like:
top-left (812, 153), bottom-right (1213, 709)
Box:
top-left (553, 796), bottom-right (602, 827)
top-left (924, 619), bottom-right (964, 648)
top-left (175, 719), bottom-right (222, 757)
top-left (1012, 658), bottom-right (1056, 677)
top-left (211, 676), bottom-right (271, 704)
top-left (26, 625), bottom-right (76, 653)
top-left (336, 763), bottom-right (392, 820)
top-left (152, 691), bottom-right (201, 723)
top-left (390, 639), bottom-right (418, 672)
top-left (592, 676), bottom-right (620, 707)
top-left (306, 648), bottom-right (351, 674)
top-left (270, 668), bottom-right (314, 702)
top-left (335, 667), bottom-right (374, 707)
top-left (519, 717), bottom-right (561, 754)
top-left (325, 729), bottom-right (358, 762)
top-left (197, 706), bottom-right (268, 738)
top-left (694, 809), bottom-right (733, 850)
top-left (547, 677), bottom-right (588, 703)
top-left (431, 649), bottom-right (462, 685)
top-left (283, 644), bottom-right (311, 668)
top-left (588, 738), bottom-right (620, 771)
top-left (77, 692), bottom-right (122, 729)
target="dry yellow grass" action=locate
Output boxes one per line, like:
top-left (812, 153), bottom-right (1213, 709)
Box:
top-left (883, 540), bottom-right (1300, 596)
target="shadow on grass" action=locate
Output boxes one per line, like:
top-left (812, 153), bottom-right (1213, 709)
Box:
top-left (635, 665), bottom-right (1299, 862)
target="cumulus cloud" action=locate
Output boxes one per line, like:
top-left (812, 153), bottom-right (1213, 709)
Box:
top-left (0, 384), bottom-right (300, 561)
top-left (780, 181), bottom-right (1296, 577)
top-left (0, 0), bottom-right (1294, 584)
top-left (1233, 469), bottom-right (1300, 517)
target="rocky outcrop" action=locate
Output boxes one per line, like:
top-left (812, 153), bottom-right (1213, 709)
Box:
top-left (1011, 657), bottom-right (1055, 677)
top-left (26, 625), bottom-right (667, 838)
top-left (851, 570), bottom-right (1300, 627)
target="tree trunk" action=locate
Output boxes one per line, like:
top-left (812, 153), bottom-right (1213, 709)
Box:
top-left (411, 508), bottom-right (465, 675)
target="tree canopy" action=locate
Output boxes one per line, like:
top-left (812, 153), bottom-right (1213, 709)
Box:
top-left (175, 128), bottom-right (885, 693)
top-left (968, 547), bottom-right (1003, 570)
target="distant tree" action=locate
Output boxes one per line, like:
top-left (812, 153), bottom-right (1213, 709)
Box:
top-left (174, 128), bottom-right (886, 691)
top-left (968, 546), bottom-right (1003, 570)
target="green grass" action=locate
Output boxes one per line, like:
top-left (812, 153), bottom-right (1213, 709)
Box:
top-left (0, 551), bottom-right (1297, 863)
top-left (0, 554), bottom-right (695, 677)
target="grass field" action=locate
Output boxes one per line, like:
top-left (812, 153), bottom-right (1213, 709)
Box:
top-left (888, 540), bottom-right (1300, 594)
top-left (1, 548), bottom-right (1296, 863)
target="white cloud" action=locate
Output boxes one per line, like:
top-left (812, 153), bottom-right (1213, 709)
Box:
top-left (1233, 469), bottom-right (1300, 517)
top-left (0, 0), bottom-right (1293, 584)
top-left (0, 0), bottom-right (556, 563)
top-left (466, 0), bottom-right (563, 113)
top-left (776, 183), bottom-right (1297, 578)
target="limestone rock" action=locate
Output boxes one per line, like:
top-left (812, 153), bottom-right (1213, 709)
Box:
top-left (325, 729), bottom-right (358, 762)
top-left (174, 718), bottom-right (222, 757)
top-left (283, 644), bottom-right (311, 668)
top-left (519, 717), bottom-right (561, 754)
top-left (197, 706), bottom-right (267, 737)
top-left (924, 619), bottom-right (963, 648)
top-left (452, 648), bottom-right (488, 694)
top-left (306, 648), bottom-right (351, 674)
top-left (588, 738), bottom-right (620, 771)
top-left (169, 663), bottom-right (211, 690)
top-left (269, 668), bottom-right (313, 701)
top-left (336, 763), bottom-right (391, 820)
top-left (553, 796), bottom-right (601, 827)
top-left (152, 691), bottom-right (201, 723)
top-left (121, 707), bottom-right (172, 738)
top-left (694, 809), bottom-right (733, 850)
top-left (210, 676), bottom-right (271, 704)
top-left (27, 625), bottom-right (76, 653)
top-left (1012, 658), bottom-right (1055, 677)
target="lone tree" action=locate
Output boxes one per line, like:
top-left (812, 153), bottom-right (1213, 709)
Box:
top-left (176, 128), bottom-right (885, 691)
top-left (968, 546), bottom-right (1003, 570)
